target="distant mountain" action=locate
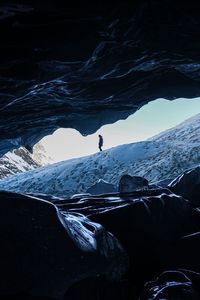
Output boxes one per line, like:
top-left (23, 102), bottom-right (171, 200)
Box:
top-left (0, 113), bottom-right (199, 196)
top-left (32, 142), bottom-right (54, 166)
top-left (0, 147), bottom-right (40, 179)
top-left (0, 142), bottom-right (53, 179)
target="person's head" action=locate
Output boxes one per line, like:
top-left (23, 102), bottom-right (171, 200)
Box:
top-left (98, 134), bottom-right (102, 138)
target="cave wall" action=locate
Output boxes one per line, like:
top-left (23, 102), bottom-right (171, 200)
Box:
top-left (0, 0), bottom-right (200, 155)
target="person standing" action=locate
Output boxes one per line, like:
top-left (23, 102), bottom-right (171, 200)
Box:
top-left (98, 134), bottom-right (103, 151)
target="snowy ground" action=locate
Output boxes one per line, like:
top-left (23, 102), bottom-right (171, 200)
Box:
top-left (0, 113), bottom-right (199, 197)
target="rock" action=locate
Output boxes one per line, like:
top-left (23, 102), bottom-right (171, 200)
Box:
top-left (0, 191), bottom-right (128, 299)
top-left (86, 179), bottom-right (117, 195)
top-left (24, 144), bottom-right (33, 154)
top-left (25, 192), bottom-right (66, 203)
top-left (140, 270), bottom-right (200, 299)
top-left (63, 276), bottom-right (133, 300)
top-left (1, 177), bottom-right (200, 299)
top-left (118, 174), bottom-right (149, 193)
top-left (168, 165), bottom-right (200, 207)
top-left (90, 192), bottom-right (195, 286)
top-left (160, 231), bottom-right (200, 274)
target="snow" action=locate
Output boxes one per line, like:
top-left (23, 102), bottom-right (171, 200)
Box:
top-left (6, 151), bottom-right (34, 172)
top-left (0, 113), bottom-right (199, 197)
top-left (108, 141), bottom-right (157, 163)
top-left (0, 143), bottom-right (53, 179)
top-left (0, 147), bottom-right (40, 179)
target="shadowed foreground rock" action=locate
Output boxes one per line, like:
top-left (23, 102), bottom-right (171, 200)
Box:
top-left (168, 165), bottom-right (200, 207)
top-left (0, 192), bottom-right (127, 299)
top-left (141, 270), bottom-right (200, 299)
top-left (90, 192), bottom-right (198, 288)
top-left (60, 185), bottom-right (200, 299)
top-left (118, 175), bottom-right (149, 193)
top-left (1, 167), bottom-right (200, 299)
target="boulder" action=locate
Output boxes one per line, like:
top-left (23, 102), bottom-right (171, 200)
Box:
top-left (160, 231), bottom-right (200, 274)
top-left (140, 270), bottom-right (200, 299)
top-left (168, 165), bottom-right (200, 207)
top-left (91, 192), bottom-right (195, 286)
top-left (0, 191), bottom-right (128, 299)
top-left (118, 175), bottom-right (149, 193)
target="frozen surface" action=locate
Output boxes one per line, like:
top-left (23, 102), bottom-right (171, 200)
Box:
top-left (0, 113), bottom-right (199, 197)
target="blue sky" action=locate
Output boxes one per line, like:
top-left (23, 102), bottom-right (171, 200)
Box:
top-left (40, 97), bottom-right (200, 162)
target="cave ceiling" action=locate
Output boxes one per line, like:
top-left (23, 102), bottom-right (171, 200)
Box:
top-left (0, 0), bottom-right (200, 155)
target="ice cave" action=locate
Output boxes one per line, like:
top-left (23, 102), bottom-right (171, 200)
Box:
top-left (0, 1), bottom-right (200, 299)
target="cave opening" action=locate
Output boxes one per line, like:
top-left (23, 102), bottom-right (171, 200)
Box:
top-left (33, 97), bottom-right (200, 163)
top-left (0, 96), bottom-right (199, 198)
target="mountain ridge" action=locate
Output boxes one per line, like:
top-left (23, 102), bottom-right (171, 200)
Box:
top-left (0, 143), bottom-right (53, 179)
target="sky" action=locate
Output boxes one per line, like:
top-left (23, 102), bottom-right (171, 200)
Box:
top-left (39, 97), bottom-right (200, 162)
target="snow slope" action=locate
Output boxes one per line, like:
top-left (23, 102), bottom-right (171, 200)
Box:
top-left (0, 113), bottom-right (199, 197)
top-left (32, 142), bottom-right (54, 166)
top-left (0, 142), bottom-right (53, 179)
top-left (0, 147), bottom-right (40, 179)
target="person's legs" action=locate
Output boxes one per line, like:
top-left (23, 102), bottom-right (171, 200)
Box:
top-left (99, 145), bottom-right (102, 151)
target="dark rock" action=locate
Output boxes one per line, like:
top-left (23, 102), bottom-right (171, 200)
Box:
top-left (54, 188), bottom-right (173, 216)
top-left (24, 144), bottom-right (33, 154)
top-left (118, 174), bottom-right (149, 193)
top-left (90, 192), bottom-right (195, 288)
top-left (0, 191), bottom-right (128, 299)
top-left (140, 270), bottom-right (200, 299)
top-left (64, 277), bottom-right (134, 300)
top-left (168, 165), bottom-right (200, 207)
top-left (0, 293), bottom-right (56, 300)
top-left (160, 231), bottom-right (200, 274)
top-left (1, 177), bottom-right (200, 299)
top-left (25, 192), bottom-right (66, 203)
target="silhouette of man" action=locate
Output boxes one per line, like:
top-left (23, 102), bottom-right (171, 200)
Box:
top-left (98, 134), bottom-right (103, 151)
